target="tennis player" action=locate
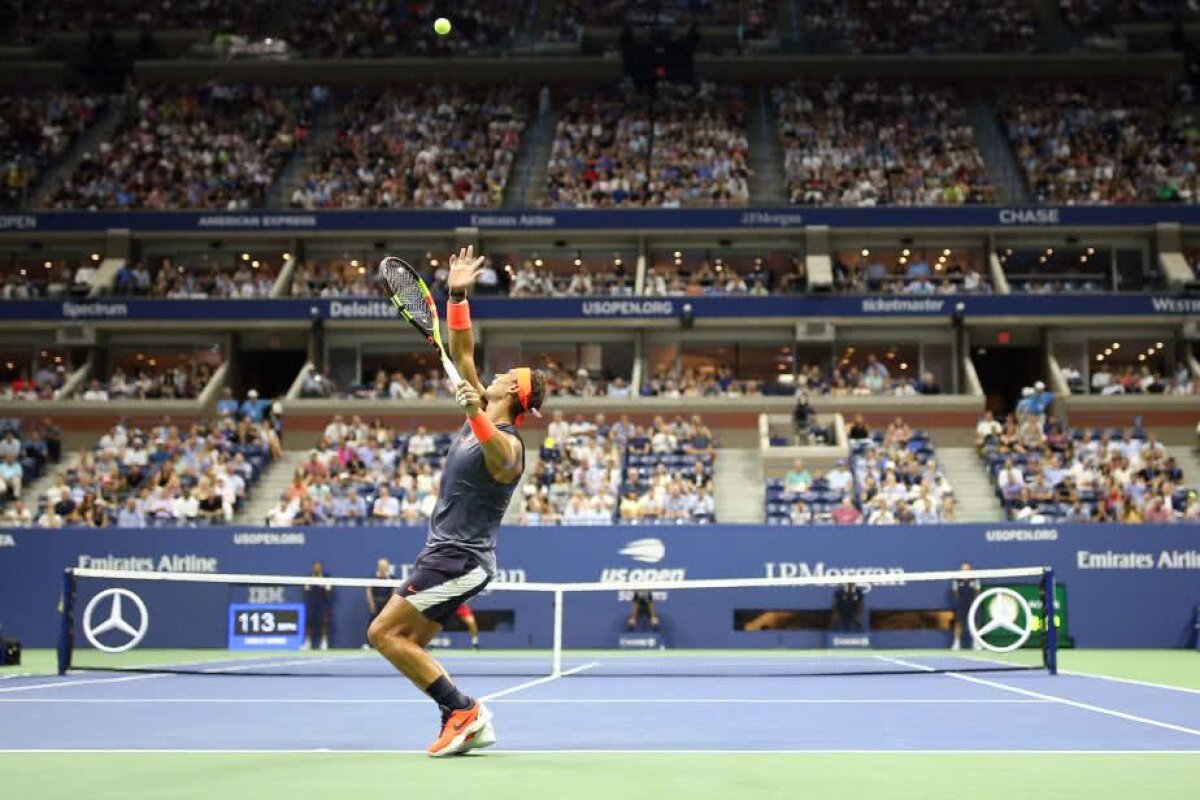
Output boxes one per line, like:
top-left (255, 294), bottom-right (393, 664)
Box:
top-left (367, 246), bottom-right (546, 757)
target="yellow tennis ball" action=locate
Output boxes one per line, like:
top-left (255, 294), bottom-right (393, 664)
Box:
top-left (434, 17), bottom-right (451, 35)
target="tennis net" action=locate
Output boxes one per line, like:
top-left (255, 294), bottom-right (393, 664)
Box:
top-left (59, 565), bottom-right (1058, 678)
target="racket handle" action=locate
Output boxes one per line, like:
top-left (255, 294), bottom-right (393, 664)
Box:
top-left (441, 354), bottom-right (463, 387)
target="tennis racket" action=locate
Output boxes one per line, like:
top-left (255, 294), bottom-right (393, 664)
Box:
top-left (378, 256), bottom-right (463, 388)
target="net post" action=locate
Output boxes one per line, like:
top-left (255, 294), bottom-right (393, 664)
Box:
top-left (57, 569), bottom-right (76, 675)
top-left (1042, 567), bottom-right (1058, 675)
top-left (551, 589), bottom-right (564, 678)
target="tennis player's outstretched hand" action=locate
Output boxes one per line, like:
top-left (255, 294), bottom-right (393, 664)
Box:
top-left (448, 246), bottom-right (486, 296)
top-left (456, 382), bottom-right (482, 415)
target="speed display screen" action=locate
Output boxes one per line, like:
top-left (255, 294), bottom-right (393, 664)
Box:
top-left (227, 603), bottom-right (305, 650)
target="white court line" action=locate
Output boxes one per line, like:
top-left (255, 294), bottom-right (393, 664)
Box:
top-left (1060, 669), bottom-right (1200, 697)
top-left (874, 655), bottom-right (1200, 740)
top-left (199, 655), bottom-right (368, 674)
top-left (480, 662), bottom-right (598, 702)
top-left (1, 748), bottom-right (1198, 755)
top-left (0, 697), bottom-right (1051, 705)
top-left (0, 674), bottom-right (169, 694)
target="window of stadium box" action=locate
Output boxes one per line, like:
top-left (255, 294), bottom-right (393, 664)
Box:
top-left (127, 245), bottom-right (290, 299)
top-left (325, 345), bottom-right (458, 399)
top-left (645, 248), bottom-right (804, 295)
top-left (0, 346), bottom-right (72, 399)
top-left (94, 345), bottom-right (223, 400)
top-left (487, 339), bottom-right (636, 397)
top-left (1054, 336), bottom-right (1189, 395)
top-left (293, 242), bottom-right (456, 298)
top-left (831, 246), bottom-right (987, 294)
top-left (646, 339), bottom-right (794, 396)
top-left (0, 250), bottom-right (100, 299)
top-left (997, 244), bottom-right (1159, 293)
top-left (491, 249), bottom-right (637, 297)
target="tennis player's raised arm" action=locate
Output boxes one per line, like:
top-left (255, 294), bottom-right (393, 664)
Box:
top-left (446, 245), bottom-right (487, 396)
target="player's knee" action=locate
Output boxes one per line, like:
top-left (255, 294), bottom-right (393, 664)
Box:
top-left (366, 616), bottom-right (391, 649)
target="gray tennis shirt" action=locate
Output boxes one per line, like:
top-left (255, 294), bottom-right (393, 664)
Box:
top-left (425, 420), bottom-right (524, 576)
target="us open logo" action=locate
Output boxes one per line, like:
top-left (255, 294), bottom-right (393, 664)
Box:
top-left (619, 538), bottom-right (666, 564)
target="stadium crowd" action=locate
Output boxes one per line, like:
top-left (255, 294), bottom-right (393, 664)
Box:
top-left (0, 418), bottom-right (58, 525)
top-left (977, 384), bottom-right (1199, 522)
top-left (767, 415), bottom-right (957, 525)
top-left (999, 82), bottom-right (1199, 205)
top-left (266, 417), bottom-right (447, 527)
top-left (520, 412), bottom-right (717, 525)
top-left (543, 82), bottom-right (749, 208)
top-left (109, 256), bottom-right (278, 298)
top-left (32, 409), bottom-right (278, 529)
top-left (774, 80), bottom-right (994, 206)
top-left (48, 84), bottom-right (318, 210)
top-left (800, 0), bottom-right (1037, 54)
top-left (1, 93), bottom-right (108, 208)
top-left (289, 86), bottom-right (527, 210)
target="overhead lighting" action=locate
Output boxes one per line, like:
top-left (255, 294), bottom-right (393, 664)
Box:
top-left (251, 260), bottom-right (260, 268)
top-left (1086, 247), bottom-right (1095, 255)
top-left (673, 251), bottom-right (681, 258)
top-left (282, 252), bottom-right (291, 260)
top-left (1045, 248), bottom-right (1054, 256)
top-left (614, 258), bottom-right (623, 266)
top-left (899, 362), bottom-right (909, 370)
top-left (574, 258), bottom-right (582, 266)
top-left (861, 249), bottom-right (870, 257)
top-left (90, 253), bottom-right (100, 261)
top-left (1138, 354), bottom-right (1146, 362)
top-left (1112, 343), bottom-right (1120, 350)
top-left (241, 253), bottom-right (250, 261)
top-left (19, 269), bottom-right (26, 277)
top-left (1104, 349), bottom-right (1112, 356)
top-left (534, 259), bottom-right (544, 267)
top-left (902, 249), bottom-right (911, 257)
top-left (350, 260), bottom-right (359, 268)
top-left (1096, 354), bottom-right (1104, 362)
top-left (43, 261), bottom-right (51, 269)
top-left (942, 249), bottom-right (951, 256)
top-left (1155, 342), bottom-right (1164, 349)
top-left (430, 259), bottom-right (439, 267)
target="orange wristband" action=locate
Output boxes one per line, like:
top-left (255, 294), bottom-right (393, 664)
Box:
top-left (468, 413), bottom-right (498, 444)
top-left (447, 299), bottom-right (471, 331)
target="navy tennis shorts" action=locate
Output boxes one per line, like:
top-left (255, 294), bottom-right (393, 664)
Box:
top-left (401, 545), bottom-right (491, 625)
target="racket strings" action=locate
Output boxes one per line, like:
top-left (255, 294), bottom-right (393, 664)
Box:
top-left (379, 257), bottom-right (434, 329)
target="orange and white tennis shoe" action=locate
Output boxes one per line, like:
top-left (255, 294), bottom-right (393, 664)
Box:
top-left (427, 701), bottom-right (492, 757)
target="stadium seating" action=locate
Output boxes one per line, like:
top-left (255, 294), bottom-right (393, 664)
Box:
top-left (1, 93), bottom-right (108, 208)
top-left (979, 414), bottom-right (1196, 523)
top-left (291, 86), bottom-right (528, 209)
top-left (278, 420), bottom-right (453, 527)
top-left (799, 0), bottom-right (1037, 53)
top-left (774, 80), bottom-right (994, 206)
top-left (543, 82), bottom-right (748, 208)
top-left (520, 413), bottom-right (716, 525)
top-left (48, 84), bottom-right (315, 210)
top-left (998, 82), bottom-right (1198, 205)
top-left (33, 417), bottom-right (276, 528)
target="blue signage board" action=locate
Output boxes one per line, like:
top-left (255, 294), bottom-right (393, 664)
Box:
top-left (2, 293), bottom-right (1197, 322)
top-left (3, 525), bottom-right (1198, 650)
top-left (2, 205), bottom-right (1199, 233)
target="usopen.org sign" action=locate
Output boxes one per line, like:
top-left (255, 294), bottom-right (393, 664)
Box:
top-left (581, 300), bottom-right (675, 318)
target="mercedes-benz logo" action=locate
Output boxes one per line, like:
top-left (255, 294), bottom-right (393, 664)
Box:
top-left (83, 588), bottom-right (149, 653)
top-left (967, 587), bottom-right (1034, 653)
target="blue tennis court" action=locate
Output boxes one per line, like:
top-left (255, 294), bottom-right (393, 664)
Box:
top-left (4, 651), bottom-right (1199, 754)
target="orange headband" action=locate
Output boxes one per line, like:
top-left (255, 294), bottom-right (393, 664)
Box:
top-left (515, 367), bottom-right (540, 426)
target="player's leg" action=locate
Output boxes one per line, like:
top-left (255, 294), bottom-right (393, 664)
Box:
top-left (646, 600), bottom-right (661, 631)
top-left (367, 564), bottom-right (493, 756)
top-left (319, 607), bottom-right (330, 650)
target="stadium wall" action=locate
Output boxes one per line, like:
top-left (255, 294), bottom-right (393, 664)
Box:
top-left (2, 525), bottom-right (1197, 650)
